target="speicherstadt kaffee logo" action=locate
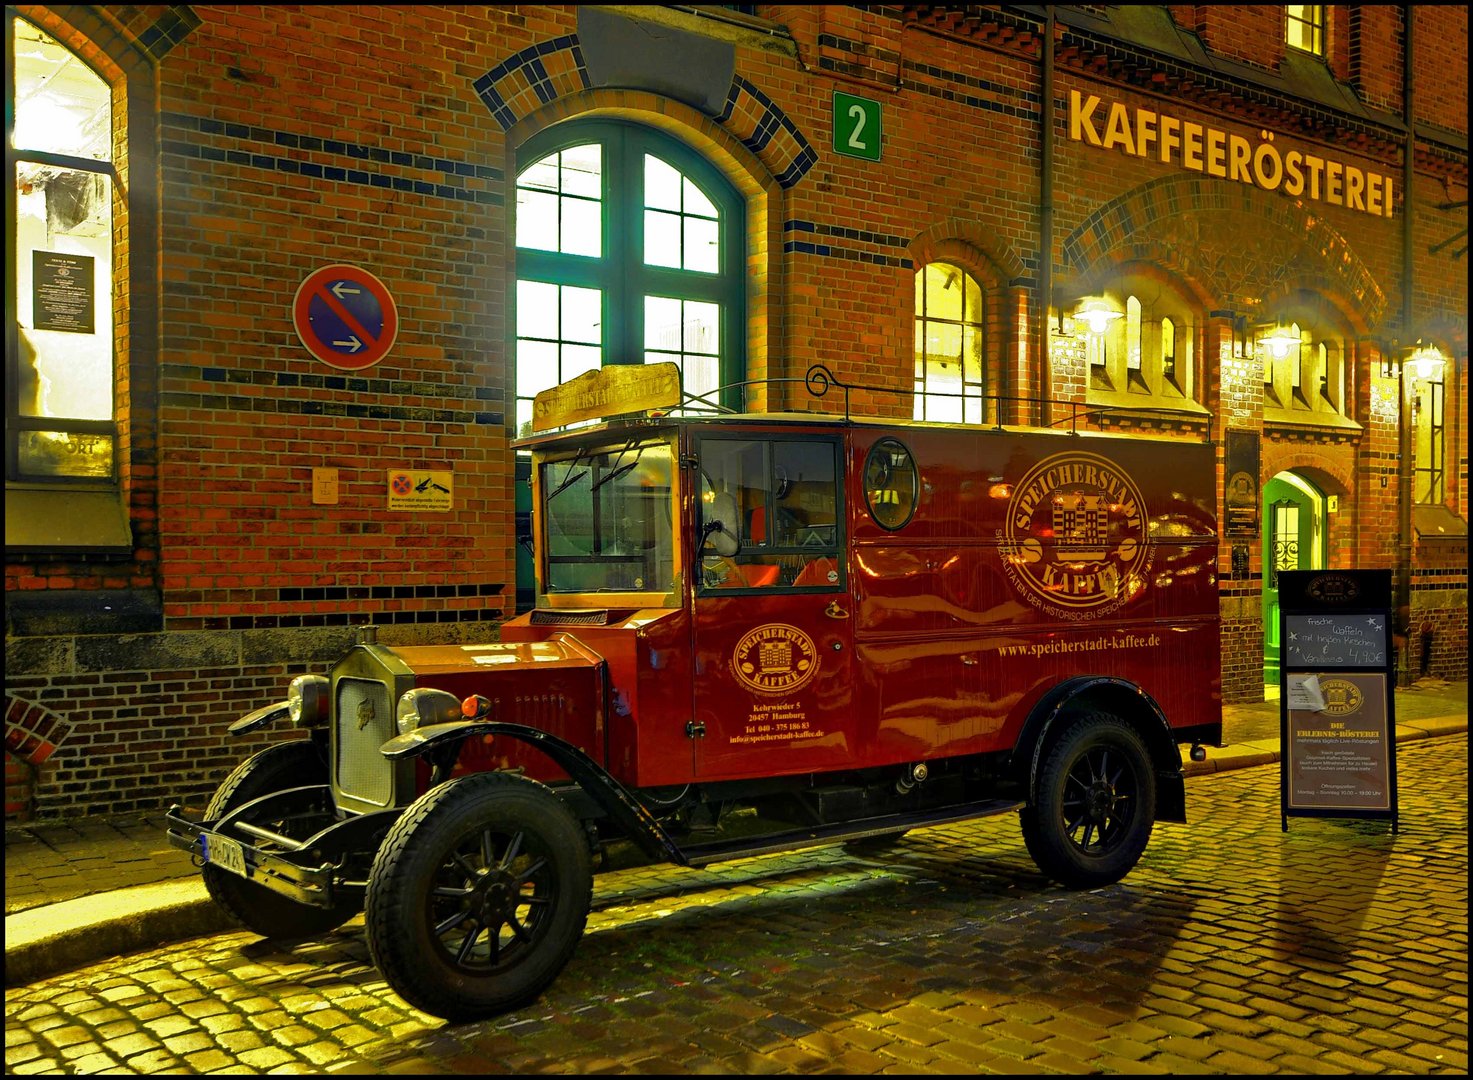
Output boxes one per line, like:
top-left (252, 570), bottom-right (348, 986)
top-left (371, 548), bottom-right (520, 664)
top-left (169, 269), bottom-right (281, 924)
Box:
top-left (1319, 677), bottom-right (1365, 716)
top-left (1000, 451), bottom-right (1153, 619)
top-left (731, 624), bottom-right (819, 695)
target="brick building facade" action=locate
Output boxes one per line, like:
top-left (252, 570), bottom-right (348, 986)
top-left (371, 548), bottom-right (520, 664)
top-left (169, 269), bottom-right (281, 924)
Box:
top-left (5, 4), bottom-right (1467, 820)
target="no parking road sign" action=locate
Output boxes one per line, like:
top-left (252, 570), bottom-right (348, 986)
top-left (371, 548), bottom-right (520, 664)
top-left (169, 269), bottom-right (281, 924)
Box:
top-left (293, 264), bottom-right (398, 370)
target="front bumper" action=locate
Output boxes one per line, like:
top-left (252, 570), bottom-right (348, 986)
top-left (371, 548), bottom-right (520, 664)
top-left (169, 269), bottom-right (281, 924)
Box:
top-left (165, 785), bottom-right (399, 909)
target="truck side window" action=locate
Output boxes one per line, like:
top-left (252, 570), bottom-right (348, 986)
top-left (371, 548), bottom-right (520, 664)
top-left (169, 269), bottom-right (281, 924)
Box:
top-left (698, 437), bottom-right (842, 589)
top-left (863, 438), bottom-right (918, 530)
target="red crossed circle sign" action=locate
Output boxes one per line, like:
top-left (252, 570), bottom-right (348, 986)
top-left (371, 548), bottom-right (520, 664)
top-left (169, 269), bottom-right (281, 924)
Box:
top-left (292, 264), bottom-right (399, 370)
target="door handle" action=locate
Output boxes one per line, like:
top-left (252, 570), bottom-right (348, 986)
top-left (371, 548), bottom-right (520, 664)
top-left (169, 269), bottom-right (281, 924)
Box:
top-left (825, 600), bottom-right (850, 620)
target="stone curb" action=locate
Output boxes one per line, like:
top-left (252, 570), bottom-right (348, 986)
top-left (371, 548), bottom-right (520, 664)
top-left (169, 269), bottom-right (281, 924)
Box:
top-left (4, 719), bottom-right (1466, 987)
top-left (3, 879), bottom-right (235, 988)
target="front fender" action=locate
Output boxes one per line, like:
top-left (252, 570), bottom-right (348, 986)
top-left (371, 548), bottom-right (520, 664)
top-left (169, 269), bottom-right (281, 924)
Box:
top-left (227, 701), bottom-right (290, 736)
top-left (381, 719), bottom-right (684, 865)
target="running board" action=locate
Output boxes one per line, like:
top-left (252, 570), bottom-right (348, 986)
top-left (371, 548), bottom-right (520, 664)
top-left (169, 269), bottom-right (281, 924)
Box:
top-left (677, 798), bottom-right (1023, 867)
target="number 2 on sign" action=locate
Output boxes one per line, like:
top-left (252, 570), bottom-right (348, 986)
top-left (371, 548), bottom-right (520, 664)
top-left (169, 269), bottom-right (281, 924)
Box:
top-left (847, 104), bottom-right (867, 150)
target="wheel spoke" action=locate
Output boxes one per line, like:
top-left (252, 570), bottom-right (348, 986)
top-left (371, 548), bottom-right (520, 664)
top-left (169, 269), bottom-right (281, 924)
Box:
top-left (480, 828), bottom-right (499, 868)
top-left (452, 852), bottom-right (483, 880)
top-left (431, 884), bottom-right (474, 900)
top-left (499, 830), bottom-right (525, 870)
top-left (506, 910), bottom-right (533, 944)
top-left (455, 919), bottom-right (487, 965)
top-left (511, 855), bottom-right (548, 886)
top-left (434, 907), bottom-right (472, 936)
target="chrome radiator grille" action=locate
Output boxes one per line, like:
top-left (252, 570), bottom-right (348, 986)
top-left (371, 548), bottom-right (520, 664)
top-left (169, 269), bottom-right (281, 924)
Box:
top-left (335, 677), bottom-right (394, 807)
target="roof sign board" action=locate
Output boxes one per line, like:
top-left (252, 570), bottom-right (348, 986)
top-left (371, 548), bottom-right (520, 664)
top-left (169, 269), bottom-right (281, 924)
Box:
top-left (532, 362), bottom-right (683, 432)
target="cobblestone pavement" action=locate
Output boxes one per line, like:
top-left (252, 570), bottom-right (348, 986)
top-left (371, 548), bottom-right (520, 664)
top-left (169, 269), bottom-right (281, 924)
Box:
top-left (5, 733), bottom-right (1466, 1075)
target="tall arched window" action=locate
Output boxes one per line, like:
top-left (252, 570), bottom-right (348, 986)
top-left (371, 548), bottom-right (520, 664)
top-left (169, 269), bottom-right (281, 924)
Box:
top-left (513, 121), bottom-right (745, 434)
top-left (8, 15), bottom-right (117, 482)
top-left (914, 262), bottom-right (987, 423)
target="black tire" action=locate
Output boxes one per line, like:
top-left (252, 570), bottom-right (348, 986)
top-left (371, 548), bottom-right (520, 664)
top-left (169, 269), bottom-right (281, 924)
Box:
top-left (1019, 714), bottom-right (1156, 888)
top-left (364, 771), bottom-right (593, 1022)
top-left (202, 740), bottom-right (359, 940)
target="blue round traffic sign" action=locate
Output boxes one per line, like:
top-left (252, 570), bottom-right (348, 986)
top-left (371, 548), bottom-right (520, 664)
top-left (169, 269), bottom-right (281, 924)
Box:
top-left (292, 264), bottom-right (398, 370)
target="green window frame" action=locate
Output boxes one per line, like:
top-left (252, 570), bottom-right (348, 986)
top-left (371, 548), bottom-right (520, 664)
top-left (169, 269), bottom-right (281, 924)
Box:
top-left (513, 121), bottom-right (746, 436)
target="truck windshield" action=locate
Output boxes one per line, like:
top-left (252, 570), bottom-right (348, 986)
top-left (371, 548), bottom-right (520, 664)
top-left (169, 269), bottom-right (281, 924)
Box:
top-left (540, 440), bottom-right (676, 595)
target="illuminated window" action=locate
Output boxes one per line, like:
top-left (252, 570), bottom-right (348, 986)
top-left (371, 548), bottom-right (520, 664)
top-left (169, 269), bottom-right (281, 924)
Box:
top-left (513, 122), bottom-right (744, 435)
top-left (1259, 294), bottom-right (1353, 426)
top-left (1082, 273), bottom-right (1198, 410)
top-left (1286, 6), bottom-right (1325, 56)
top-left (1413, 370), bottom-right (1445, 504)
top-left (8, 15), bottom-right (118, 481)
top-left (913, 262), bottom-right (987, 423)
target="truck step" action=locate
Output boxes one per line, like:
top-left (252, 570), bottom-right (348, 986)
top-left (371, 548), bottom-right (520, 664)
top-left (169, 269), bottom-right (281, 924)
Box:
top-left (677, 798), bottom-right (1023, 867)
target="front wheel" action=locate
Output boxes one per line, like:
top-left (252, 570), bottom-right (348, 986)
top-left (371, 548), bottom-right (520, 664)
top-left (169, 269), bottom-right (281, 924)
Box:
top-left (202, 740), bottom-right (359, 940)
top-left (364, 771), bottom-right (593, 1022)
top-left (1020, 714), bottom-right (1156, 888)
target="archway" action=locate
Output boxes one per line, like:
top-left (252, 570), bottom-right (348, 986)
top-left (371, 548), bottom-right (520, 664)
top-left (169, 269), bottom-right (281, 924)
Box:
top-left (1261, 470), bottom-right (1327, 688)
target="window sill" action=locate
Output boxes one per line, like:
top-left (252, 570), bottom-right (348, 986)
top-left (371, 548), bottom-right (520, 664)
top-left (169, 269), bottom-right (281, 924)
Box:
top-left (5, 484), bottom-right (134, 553)
top-left (1263, 408), bottom-right (1363, 436)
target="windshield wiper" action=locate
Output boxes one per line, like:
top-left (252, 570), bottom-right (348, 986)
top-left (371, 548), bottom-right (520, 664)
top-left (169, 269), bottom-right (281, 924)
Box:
top-left (547, 446), bottom-right (589, 502)
top-left (590, 438), bottom-right (642, 493)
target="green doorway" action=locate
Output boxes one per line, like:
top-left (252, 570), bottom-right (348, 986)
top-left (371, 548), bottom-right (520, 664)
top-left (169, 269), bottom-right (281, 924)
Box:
top-left (1261, 471), bottom-right (1326, 685)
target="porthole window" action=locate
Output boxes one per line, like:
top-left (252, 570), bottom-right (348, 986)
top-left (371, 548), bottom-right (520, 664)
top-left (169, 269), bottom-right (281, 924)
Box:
top-left (863, 438), bottom-right (918, 530)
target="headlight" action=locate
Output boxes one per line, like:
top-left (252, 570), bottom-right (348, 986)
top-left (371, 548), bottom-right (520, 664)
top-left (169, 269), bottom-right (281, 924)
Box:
top-left (287, 675), bottom-right (330, 728)
top-left (396, 687), bottom-right (464, 736)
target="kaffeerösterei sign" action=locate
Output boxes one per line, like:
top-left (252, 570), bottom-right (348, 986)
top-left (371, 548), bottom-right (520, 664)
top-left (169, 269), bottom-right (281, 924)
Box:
top-left (1069, 90), bottom-right (1396, 218)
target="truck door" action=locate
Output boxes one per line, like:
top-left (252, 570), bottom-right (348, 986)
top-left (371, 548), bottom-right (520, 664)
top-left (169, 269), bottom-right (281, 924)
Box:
top-left (690, 434), bottom-right (855, 779)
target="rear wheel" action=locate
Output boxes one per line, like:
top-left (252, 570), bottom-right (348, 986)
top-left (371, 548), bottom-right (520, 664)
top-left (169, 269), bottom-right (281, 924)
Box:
top-left (202, 740), bottom-right (359, 939)
top-left (364, 771), bottom-right (592, 1022)
top-left (1020, 714), bottom-right (1156, 888)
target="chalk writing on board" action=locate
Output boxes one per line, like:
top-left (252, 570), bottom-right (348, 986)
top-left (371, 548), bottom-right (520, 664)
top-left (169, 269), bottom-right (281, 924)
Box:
top-left (1284, 613), bottom-right (1386, 667)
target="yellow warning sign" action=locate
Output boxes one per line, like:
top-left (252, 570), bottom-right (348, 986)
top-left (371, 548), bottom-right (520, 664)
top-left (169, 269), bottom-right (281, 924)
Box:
top-left (387, 469), bottom-right (453, 512)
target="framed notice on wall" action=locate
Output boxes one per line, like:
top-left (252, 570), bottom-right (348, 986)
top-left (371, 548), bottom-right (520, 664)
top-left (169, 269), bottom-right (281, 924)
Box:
top-left (1224, 429), bottom-right (1259, 538)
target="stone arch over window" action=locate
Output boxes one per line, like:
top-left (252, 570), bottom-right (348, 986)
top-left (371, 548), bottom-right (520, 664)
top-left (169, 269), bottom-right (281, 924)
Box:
top-left (1062, 173), bottom-right (1386, 331)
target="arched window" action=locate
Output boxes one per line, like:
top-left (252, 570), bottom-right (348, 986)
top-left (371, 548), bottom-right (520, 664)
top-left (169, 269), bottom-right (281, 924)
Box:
top-left (914, 262), bottom-right (987, 423)
top-left (8, 15), bottom-right (117, 482)
top-left (1081, 270), bottom-right (1199, 410)
top-left (1259, 291), bottom-right (1354, 426)
top-left (513, 121), bottom-right (745, 434)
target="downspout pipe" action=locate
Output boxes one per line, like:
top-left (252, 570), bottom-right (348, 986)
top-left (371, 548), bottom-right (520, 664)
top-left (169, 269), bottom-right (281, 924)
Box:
top-left (1038, 6), bottom-right (1055, 428)
top-left (1395, 5), bottom-right (1415, 686)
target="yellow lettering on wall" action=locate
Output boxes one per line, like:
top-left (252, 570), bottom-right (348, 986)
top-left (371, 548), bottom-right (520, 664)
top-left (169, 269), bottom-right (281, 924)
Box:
top-left (1285, 150), bottom-right (1305, 196)
top-left (1158, 114), bottom-right (1180, 163)
top-left (1325, 160), bottom-right (1344, 205)
top-left (1228, 134), bottom-right (1252, 182)
top-left (1070, 90), bottom-right (1103, 145)
top-left (1102, 102), bottom-right (1135, 154)
top-left (1344, 165), bottom-right (1364, 211)
top-left (1365, 172), bottom-right (1382, 215)
top-left (1205, 127), bottom-right (1227, 177)
top-left (1135, 108), bottom-right (1158, 158)
top-left (1182, 122), bottom-right (1203, 170)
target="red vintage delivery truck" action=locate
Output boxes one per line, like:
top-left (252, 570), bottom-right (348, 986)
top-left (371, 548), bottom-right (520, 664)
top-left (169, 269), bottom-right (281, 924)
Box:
top-left (168, 363), bottom-right (1222, 1021)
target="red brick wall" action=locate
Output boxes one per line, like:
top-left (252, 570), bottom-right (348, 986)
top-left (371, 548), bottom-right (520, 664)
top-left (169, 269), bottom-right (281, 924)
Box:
top-left (5, 3), bottom-right (1467, 820)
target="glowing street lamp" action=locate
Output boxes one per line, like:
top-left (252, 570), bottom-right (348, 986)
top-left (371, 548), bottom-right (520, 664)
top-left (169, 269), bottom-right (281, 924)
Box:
top-left (1074, 300), bottom-right (1123, 336)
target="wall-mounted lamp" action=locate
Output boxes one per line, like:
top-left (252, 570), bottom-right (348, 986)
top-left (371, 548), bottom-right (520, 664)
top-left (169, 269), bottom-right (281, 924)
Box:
top-left (1258, 325), bottom-right (1301, 360)
top-left (1074, 300), bottom-right (1123, 336)
top-left (1404, 344), bottom-right (1445, 381)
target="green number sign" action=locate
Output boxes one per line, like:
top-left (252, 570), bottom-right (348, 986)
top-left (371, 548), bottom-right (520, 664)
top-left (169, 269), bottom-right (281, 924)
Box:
top-left (833, 91), bottom-right (881, 161)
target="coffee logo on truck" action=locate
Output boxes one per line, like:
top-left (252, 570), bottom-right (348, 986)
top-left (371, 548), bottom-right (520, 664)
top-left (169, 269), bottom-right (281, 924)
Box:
top-left (1000, 452), bottom-right (1153, 619)
top-left (731, 624), bottom-right (819, 695)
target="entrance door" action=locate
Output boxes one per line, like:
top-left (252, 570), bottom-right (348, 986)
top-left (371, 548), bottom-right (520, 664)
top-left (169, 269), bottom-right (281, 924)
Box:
top-left (1262, 472), bottom-right (1324, 684)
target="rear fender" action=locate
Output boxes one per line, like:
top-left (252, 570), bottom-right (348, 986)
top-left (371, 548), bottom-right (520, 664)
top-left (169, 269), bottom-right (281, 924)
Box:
top-left (1017, 676), bottom-right (1186, 823)
top-left (381, 720), bottom-right (685, 865)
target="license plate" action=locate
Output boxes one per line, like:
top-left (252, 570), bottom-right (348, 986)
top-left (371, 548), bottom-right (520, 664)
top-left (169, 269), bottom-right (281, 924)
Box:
top-left (203, 833), bottom-right (248, 877)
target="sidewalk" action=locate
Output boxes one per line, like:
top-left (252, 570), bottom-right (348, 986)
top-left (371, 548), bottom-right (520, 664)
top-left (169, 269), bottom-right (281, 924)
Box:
top-left (5, 678), bottom-right (1466, 987)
